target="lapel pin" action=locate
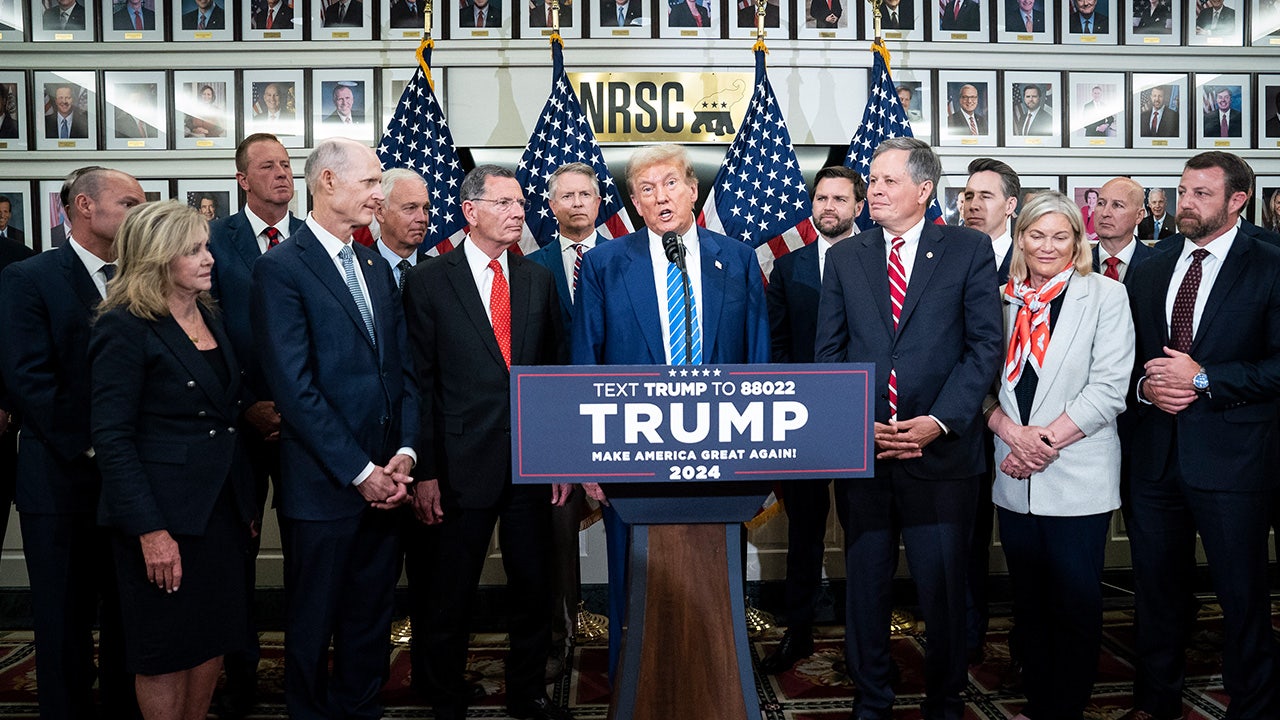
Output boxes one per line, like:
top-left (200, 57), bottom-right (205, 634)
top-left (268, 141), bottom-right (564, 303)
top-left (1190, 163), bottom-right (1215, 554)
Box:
top-left (926, 251), bottom-right (934, 259)
top-left (366, 258), bottom-right (373, 266)
top-left (715, 260), bottom-right (723, 270)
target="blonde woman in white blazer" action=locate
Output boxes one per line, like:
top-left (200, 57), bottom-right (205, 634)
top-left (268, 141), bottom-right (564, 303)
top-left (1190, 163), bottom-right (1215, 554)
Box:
top-left (985, 191), bottom-right (1135, 720)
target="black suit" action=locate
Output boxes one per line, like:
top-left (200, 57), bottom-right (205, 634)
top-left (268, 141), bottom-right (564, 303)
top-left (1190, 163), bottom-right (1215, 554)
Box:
top-left (403, 242), bottom-right (565, 720)
top-left (815, 224), bottom-right (1003, 720)
top-left (1195, 5), bottom-right (1235, 34)
top-left (736, 0), bottom-right (776, 26)
top-left (182, 3), bottom-right (225, 29)
top-left (808, 0), bottom-right (841, 26)
top-left (0, 238), bottom-right (34, 552)
top-left (458, 0), bottom-right (501, 25)
top-left (668, 0), bottom-right (709, 26)
top-left (322, 0), bottom-right (362, 24)
top-left (1013, 107), bottom-right (1053, 136)
top-left (112, 5), bottom-right (155, 30)
top-left (1005, 3), bottom-right (1042, 32)
top-left (0, 243), bottom-right (134, 720)
top-left (1267, 114), bottom-right (1280, 138)
top-left (42, 2), bottom-right (85, 30)
top-left (44, 111), bottom-right (89, 140)
top-left (947, 111), bottom-right (987, 135)
top-left (1139, 107), bottom-right (1179, 137)
top-left (600, 0), bottom-right (641, 24)
top-left (388, 0), bottom-right (423, 26)
top-left (252, 2), bottom-right (294, 28)
top-left (1203, 108), bottom-right (1242, 138)
top-left (113, 108), bottom-right (159, 139)
top-left (1137, 213), bottom-right (1175, 241)
top-left (1067, 8), bottom-right (1107, 33)
top-left (0, 112), bottom-right (17, 139)
top-left (939, 0), bottom-right (979, 30)
top-left (1124, 227), bottom-right (1280, 719)
top-left (1133, 0), bottom-right (1170, 33)
top-left (529, 0), bottom-right (574, 25)
top-left (878, 0), bottom-right (911, 28)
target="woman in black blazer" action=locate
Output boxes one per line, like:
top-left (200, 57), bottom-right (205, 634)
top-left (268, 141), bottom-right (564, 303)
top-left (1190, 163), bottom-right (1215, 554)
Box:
top-left (90, 201), bottom-right (256, 720)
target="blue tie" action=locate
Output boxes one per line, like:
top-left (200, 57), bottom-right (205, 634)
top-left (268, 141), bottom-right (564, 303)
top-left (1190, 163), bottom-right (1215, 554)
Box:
top-left (339, 245), bottom-right (377, 347)
top-left (665, 261), bottom-right (702, 365)
top-left (60, 118), bottom-right (69, 138)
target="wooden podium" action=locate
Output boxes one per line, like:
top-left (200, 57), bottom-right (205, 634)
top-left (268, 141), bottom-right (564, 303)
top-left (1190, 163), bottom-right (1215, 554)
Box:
top-left (606, 483), bottom-right (769, 720)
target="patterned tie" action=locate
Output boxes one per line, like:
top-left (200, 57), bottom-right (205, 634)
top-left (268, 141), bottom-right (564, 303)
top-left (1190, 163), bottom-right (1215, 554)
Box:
top-left (397, 259), bottom-right (412, 292)
top-left (666, 261), bottom-right (702, 365)
top-left (1024, 13), bottom-right (1032, 31)
top-left (617, 5), bottom-right (625, 24)
top-left (338, 245), bottom-right (377, 347)
top-left (488, 259), bottom-right (511, 369)
top-left (887, 237), bottom-right (907, 419)
top-left (1103, 256), bottom-right (1121, 281)
top-left (198, 13), bottom-right (207, 28)
top-left (1220, 113), bottom-right (1228, 137)
top-left (133, 9), bottom-right (143, 29)
top-left (1154, 217), bottom-right (1162, 236)
top-left (570, 243), bottom-right (584, 297)
top-left (1150, 109), bottom-right (1158, 134)
top-left (967, 114), bottom-right (978, 135)
top-left (60, 118), bottom-right (69, 139)
top-left (1083, 16), bottom-right (1091, 33)
top-left (476, 8), bottom-right (483, 24)
top-left (264, 226), bottom-right (281, 250)
top-left (1170, 249), bottom-right (1208, 353)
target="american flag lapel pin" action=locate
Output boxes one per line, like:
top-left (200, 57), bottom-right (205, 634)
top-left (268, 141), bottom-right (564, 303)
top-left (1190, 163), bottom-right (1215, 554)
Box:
top-left (715, 260), bottom-right (723, 270)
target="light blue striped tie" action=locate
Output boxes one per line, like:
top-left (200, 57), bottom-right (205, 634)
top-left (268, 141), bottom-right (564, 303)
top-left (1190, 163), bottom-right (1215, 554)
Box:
top-left (339, 245), bottom-right (377, 347)
top-left (665, 261), bottom-right (702, 365)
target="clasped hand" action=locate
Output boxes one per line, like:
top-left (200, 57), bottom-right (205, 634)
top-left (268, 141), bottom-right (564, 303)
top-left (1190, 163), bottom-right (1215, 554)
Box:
top-left (874, 417), bottom-right (942, 460)
top-left (357, 453), bottom-right (414, 509)
top-left (999, 424), bottom-right (1058, 480)
top-left (1143, 346), bottom-right (1200, 415)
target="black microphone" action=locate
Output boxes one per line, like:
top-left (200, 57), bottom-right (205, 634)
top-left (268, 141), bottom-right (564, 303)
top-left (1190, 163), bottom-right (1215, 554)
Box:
top-left (661, 230), bottom-right (686, 270)
top-left (661, 231), bottom-right (694, 365)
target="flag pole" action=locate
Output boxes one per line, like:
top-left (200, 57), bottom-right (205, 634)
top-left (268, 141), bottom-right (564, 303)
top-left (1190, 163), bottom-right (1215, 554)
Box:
top-left (415, 0), bottom-right (436, 90)
top-left (752, 0), bottom-right (766, 50)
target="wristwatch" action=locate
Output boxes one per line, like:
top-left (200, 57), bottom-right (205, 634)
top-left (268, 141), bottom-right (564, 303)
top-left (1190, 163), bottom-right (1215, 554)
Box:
top-left (1192, 367), bottom-right (1209, 392)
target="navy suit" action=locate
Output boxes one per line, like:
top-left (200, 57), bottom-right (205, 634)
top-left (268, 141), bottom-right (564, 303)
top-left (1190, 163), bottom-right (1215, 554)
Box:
top-left (0, 237), bottom-right (34, 586)
top-left (1091, 239), bottom-right (1157, 285)
top-left (1124, 226), bottom-right (1280, 719)
top-left (526, 233), bottom-right (606, 330)
top-left (815, 223), bottom-right (1002, 720)
top-left (251, 223), bottom-right (419, 720)
top-left (1137, 213), bottom-right (1175, 241)
top-left (0, 243), bottom-right (133, 720)
top-left (571, 225), bottom-right (770, 681)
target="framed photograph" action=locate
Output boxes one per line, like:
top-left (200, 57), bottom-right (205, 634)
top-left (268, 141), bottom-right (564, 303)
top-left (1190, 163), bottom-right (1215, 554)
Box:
top-left (590, 0), bottom-right (649, 37)
top-left (451, 0), bottom-right (508, 38)
top-left (290, 176), bottom-right (309, 217)
top-left (175, 70), bottom-right (234, 149)
top-left (1065, 178), bottom-right (1110, 242)
top-left (243, 69), bottom-right (305, 147)
top-left (894, 70), bottom-right (932, 143)
top-left (1188, 0), bottom-right (1242, 45)
top-left (0, 0), bottom-right (25, 41)
top-left (383, 0), bottom-right (439, 38)
top-left (34, 70), bottom-right (97, 150)
top-left (521, 0), bottom-right (582, 39)
top-left (1130, 175), bottom-right (1179, 242)
top-left (1252, 0), bottom-right (1280, 45)
top-left (138, 178), bottom-right (172, 204)
top-left (1126, 0), bottom-right (1178, 44)
top-left (728, 0), bottom-right (784, 40)
top-left (937, 70), bottom-right (996, 147)
top-left (863, 0), bottom-right (921, 40)
top-left (104, 70), bottom-right (166, 150)
top-left (0, 71), bottom-right (29, 150)
top-left (101, 0), bottom-right (163, 40)
top-left (1068, 72), bottom-right (1125, 148)
top-left (178, 179), bottom-right (239, 224)
top-left (313, 69), bottom-right (374, 142)
top-left (0, 181), bottom-right (34, 250)
top-left (1256, 176), bottom-right (1280, 236)
top-left (1062, 0), bottom-right (1116, 44)
top-left (1194, 73), bottom-right (1249, 149)
top-left (997, 0), bottom-right (1052, 44)
top-left (172, 0), bottom-right (233, 39)
top-left (1004, 71), bottom-right (1062, 147)
top-left (938, 174), bottom-right (968, 227)
top-left (38, 178), bottom-right (69, 248)
top-left (933, 0), bottom-right (988, 41)
top-left (244, 0), bottom-right (302, 39)
top-left (33, 0), bottom-right (95, 40)
top-left (659, 0), bottom-right (716, 38)
top-left (1133, 72), bottom-right (1188, 148)
top-left (1016, 175), bottom-right (1061, 212)
top-left (798, 0), bottom-right (852, 39)
top-left (1258, 74), bottom-right (1280, 147)
top-left (315, 0), bottom-right (372, 39)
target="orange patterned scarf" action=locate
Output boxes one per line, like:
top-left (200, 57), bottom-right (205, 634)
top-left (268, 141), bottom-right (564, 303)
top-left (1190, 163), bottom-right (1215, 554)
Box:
top-left (1003, 264), bottom-right (1073, 389)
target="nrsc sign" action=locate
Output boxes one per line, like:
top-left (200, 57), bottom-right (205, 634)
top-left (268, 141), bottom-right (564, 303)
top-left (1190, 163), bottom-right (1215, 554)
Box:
top-left (569, 71), bottom-right (753, 142)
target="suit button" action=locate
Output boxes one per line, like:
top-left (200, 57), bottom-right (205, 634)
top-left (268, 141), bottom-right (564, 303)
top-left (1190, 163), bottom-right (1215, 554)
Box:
top-left (198, 411), bottom-right (207, 418)
top-left (227, 427), bottom-right (236, 434)
top-left (892, 353), bottom-right (899, 360)
top-left (209, 429), bottom-right (218, 437)
top-left (187, 380), bottom-right (196, 388)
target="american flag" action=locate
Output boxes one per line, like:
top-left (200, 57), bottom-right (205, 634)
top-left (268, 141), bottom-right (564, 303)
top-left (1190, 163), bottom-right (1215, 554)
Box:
top-left (516, 38), bottom-right (633, 254)
top-left (845, 44), bottom-right (942, 229)
top-left (701, 48), bottom-right (814, 278)
top-left (376, 46), bottom-right (468, 253)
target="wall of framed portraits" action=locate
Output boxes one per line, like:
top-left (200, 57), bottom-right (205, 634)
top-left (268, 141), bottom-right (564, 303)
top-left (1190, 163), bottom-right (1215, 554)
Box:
top-left (1, 0), bottom-right (1280, 589)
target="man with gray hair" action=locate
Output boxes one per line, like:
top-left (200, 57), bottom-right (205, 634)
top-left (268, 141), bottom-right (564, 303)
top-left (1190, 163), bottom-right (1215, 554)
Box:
top-left (251, 137), bottom-right (419, 720)
top-left (1136, 187), bottom-right (1175, 241)
top-left (815, 137), bottom-right (1003, 720)
top-left (373, 167), bottom-right (430, 291)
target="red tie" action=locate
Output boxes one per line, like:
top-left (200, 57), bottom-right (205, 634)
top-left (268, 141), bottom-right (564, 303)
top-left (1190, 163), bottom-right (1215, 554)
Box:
top-left (887, 236), bottom-right (906, 418)
top-left (1150, 110), bottom-right (1158, 134)
top-left (953, 0), bottom-right (961, 20)
top-left (1170, 249), bottom-right (1208, 353)
top-left (691, 1), bottom-right (702, 25)
top-left (1103, 256), bottom-right (1120, 281)
top-left (488, 259), bottom-right (512, 369)
top-left (133, 10), bottom-right (143, 29)
top-left (264, 226), bottom-right (281, 250)
top-left (967, 115), bottom-right (978, 135)
top-left (266, 8), bottom-right (274, 27)
top-left (571, 243), bottom-right (584, 296)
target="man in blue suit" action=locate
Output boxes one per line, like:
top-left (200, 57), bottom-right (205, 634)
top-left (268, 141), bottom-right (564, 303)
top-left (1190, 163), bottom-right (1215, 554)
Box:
top-left (759, 165), bottom-right (863, 675)
top-left (0, 167), bottom-right (145, 720)
top-left (570, 143), bottom-right (770, 683)
top-left (251, 138), bottom-right (419, 720)
top-left (372, 168), bottom-right (431, 292)
top-left (526, 161), bottom-right (608, 680)
top-left (815, 137), bottom-right (1003, 720)
top-left (1091, 177), bottom-right (1157, 284)
top-left (1123, 152), bottom-right (1280, 720)
top-left (207, 132), bottom-right (303, 720)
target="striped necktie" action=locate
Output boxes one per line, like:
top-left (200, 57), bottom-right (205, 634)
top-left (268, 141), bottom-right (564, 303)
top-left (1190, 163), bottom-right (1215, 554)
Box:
top-left (570, 243), bottom-right (584, 297)
top-left (666, 261), bottom-right (702, 365)
top-left (887, 236), bottom-right (906, 418)
top-left (338, 245), bottom-right (376, 347)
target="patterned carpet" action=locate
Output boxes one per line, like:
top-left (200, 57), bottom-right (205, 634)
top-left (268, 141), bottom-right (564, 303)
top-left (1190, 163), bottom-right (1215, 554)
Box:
top-left (0, 605), bottom-right (1260, 718)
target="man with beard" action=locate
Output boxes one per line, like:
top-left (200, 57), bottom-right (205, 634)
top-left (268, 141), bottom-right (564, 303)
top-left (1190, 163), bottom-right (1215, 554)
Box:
top-left (1122, 151), bottom-right (1280, 720)
top-left (760, 166), bottom-right (864, 675)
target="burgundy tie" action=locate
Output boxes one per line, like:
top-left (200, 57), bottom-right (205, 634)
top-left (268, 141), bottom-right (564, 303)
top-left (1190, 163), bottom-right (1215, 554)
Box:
top-left (1220, 113), bottom-right (1228, 137)
top-left (488, 259), bottom-right (511, 369)
top-left (1150, 110), bottom-right (1158, 134)
top-left (967, 115), bottom-right (978, 135)
top-left (1103, 256), bottom-right (1120, 281)
top-left (1170, 249), bottom-right (1208, 353)
top-left (571, 243), bottom-right (584, 296)
top-left (133, 10), bottom-right (143, 29)
top-left (264, 226), bottom-right (280, 250)
top-left (887, 237), bottom-right (906, 418)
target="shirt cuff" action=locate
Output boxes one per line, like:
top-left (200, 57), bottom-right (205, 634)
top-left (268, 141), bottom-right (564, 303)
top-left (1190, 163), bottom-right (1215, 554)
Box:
top-left (928, 415), bottom-right (950, 435)
top-left (396, 447), bottom-right (417, 467)
top-left (352, 462), bottom-right (375, 487)
top-left (1136, 376), bottom-right (1154, 405)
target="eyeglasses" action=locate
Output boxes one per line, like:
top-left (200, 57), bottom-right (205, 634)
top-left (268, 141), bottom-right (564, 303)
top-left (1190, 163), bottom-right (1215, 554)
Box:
top-left (470, 197), bottom-right (528, 211)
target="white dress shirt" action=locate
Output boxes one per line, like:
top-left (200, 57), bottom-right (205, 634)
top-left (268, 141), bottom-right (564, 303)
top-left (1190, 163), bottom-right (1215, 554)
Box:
top-left (557, 233), bottom-right (598, 303)
top-left (245, 206), bottom-right (294, 254)
top-left (991, 231), bottom-right (1012, 273)
top-left (463, 237), bottom-right (509, 324)
top-left (648, 225), bottom-right (704, 364)
top-left (68, 236), bottom-right (111, 298)
top-left (1097, 238), bottom-right (1139, 283)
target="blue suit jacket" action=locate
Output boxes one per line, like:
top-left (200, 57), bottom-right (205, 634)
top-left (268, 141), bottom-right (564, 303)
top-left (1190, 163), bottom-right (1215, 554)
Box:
top-left (526, 232), bottom-right (607, 330)
top-left (208, 211), bottom-right (304, 399)
top-left (570, 226), bottom-right (769, 365)
top-left (250, 223), bottom-right (419, 521)
top-left (1126, 223), bottom-right (1280, 492)
top-left (766, 240), bottom-right (822, 363)
top-left (0, 242), bottom-right (105, 513)
top-left (815, 223), bottom-right (1003, 480)
top-left (1091, 239), bottom-right (1157, 286)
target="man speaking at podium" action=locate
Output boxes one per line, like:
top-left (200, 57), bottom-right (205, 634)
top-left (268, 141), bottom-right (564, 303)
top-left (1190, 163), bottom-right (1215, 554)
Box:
top-left (815, 137), bottom-right (1002, 720)
top-left (570, 143), bottom-right (770, 684)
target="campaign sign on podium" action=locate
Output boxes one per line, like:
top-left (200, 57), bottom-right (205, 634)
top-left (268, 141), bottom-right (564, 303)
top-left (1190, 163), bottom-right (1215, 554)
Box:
top-left (511, 362), bottom-right (875, 485)
top-left (510, 362), bottom-right (874, 720)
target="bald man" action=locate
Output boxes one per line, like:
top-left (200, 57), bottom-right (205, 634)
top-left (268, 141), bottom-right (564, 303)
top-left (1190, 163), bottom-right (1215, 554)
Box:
top-left (1091, 177), bottom-right (1157, 285)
